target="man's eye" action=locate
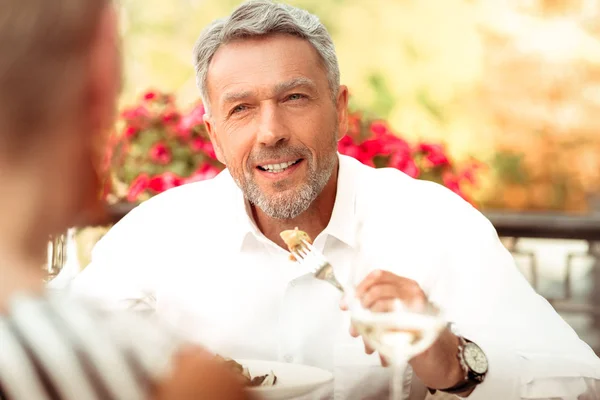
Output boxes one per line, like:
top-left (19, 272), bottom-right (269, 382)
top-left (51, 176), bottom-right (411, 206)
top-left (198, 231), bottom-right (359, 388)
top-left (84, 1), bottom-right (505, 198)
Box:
top-left (230, 104), bottom-right (248, 115)
top-left (286, 93), bottom-right (306, 101)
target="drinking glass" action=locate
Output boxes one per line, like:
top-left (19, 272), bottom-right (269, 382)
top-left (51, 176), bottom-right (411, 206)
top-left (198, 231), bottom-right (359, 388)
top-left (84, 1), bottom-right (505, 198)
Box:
top-left (345, 224), bottom-right (447, 399)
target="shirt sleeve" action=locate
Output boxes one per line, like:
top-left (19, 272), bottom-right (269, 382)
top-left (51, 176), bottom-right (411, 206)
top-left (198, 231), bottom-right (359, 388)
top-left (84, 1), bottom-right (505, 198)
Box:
top-left (435, 200), bottom-right (600, 399)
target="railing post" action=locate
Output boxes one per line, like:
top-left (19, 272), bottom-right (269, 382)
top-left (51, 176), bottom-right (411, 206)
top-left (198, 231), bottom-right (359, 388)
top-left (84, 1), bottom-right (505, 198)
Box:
top-left (590, 241), bottom-right (600, 329)
top-left (46, 232), bottom-right (68, 282)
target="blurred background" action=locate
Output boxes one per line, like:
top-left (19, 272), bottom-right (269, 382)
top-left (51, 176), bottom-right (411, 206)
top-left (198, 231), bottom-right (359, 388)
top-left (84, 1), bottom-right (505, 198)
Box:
top-left (49, 0), bottom-right (600, 354)
top-left (117, 0), bottom-right (600, 212)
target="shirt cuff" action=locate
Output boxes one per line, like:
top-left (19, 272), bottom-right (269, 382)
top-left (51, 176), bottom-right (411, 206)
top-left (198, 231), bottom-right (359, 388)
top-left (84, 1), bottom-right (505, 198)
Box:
top-left (459, 340), bottom-right (523, 400)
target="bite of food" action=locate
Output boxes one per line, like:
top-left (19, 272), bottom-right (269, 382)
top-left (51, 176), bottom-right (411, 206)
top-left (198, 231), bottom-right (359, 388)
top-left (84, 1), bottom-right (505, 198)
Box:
top-left (215, 356), bottom-right (277, 387)
top-left (280, 227), bottom-right (312, 261)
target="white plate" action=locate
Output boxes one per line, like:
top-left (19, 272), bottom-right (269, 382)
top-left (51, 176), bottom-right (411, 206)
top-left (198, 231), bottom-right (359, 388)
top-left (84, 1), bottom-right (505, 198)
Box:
top-left (238, 359), bottom-right (333, 400)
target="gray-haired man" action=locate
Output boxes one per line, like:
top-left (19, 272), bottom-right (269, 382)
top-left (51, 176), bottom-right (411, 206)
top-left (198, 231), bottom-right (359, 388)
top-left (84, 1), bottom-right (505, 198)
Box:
top-left (73, 1), bottom-right (600, 398)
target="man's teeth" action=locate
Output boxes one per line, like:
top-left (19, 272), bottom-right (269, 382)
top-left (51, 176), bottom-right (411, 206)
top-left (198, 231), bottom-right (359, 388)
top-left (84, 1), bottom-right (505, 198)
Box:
top-left (261, 160), bottom-right (298, 173)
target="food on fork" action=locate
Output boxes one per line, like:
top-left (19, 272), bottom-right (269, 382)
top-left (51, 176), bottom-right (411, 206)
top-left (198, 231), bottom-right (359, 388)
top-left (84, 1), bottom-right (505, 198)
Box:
top-left (214, 356), bottom-right (277, 387)
top-left (280, 227), bottom-right (312, 261)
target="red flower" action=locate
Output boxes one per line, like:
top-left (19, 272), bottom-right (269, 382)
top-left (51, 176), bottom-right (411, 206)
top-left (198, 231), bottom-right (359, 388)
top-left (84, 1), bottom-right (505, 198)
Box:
top-left (127, 173), bottom-right (150, 202)
top-left (370, 121), bottom-right (389, 137)
top-left (382, 134), bottom-right (411, 155)
top-left (389, 151), bottom-right (420, 178)
top-left (425, 151), bottom-right (450, 167)
top-left (176, 105), bottom-right (205, 139)
top-left (359, 139), bottom-right (384, 159)
top-left (123, 126), bottom-right (138, 139)
top-left (149, 142), bottom-right (171, 164)
top-left (401, 158), bottom-right (420, 178)
top-left (121, 106), bottom-right (151, 129)
top-left (338, 135), bottom-right (354, 149)
top-left (338, 135), bottom-right (362, 160)
top-left (148, 172), bottom-right (183, 193)
top-left (143, 91), bottom-right (158, 101)
top-left (161, 110), bottom-right (180, 125)
top-left (459, 168), bottom-right (476, 185)
top-left (184, 163), bottom-right (221, 183)
top-left (442, 172), bottom-right (463, 196)
top-left (190, 138), bottom-right (217, 159)
top-left (418, 143), bottom-right (451, 168)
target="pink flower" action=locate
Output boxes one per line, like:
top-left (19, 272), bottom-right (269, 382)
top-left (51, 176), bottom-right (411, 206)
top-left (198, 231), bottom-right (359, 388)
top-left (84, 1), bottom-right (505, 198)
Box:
top-left (370, 121), bottom-right (389, 137)
top-left (337, 135), bottom-right (363, 160)
top-left (184, 163), bottom-right (221, 183)
top-left (177, 105), bottom-right (206, 139)
top-left (425, 151), bottom-right (450, 167)
top-left (389, 151), bottom-right (419, 178)
top-left (400, 158), bottom-right (420, 178)
top-left (121, 106), bottom-right (151, 129)
top-left (442, 172), bottom-right (463, 195)
top-left (149, 142), bottom-right (171, 165)
top-left (359, 139), bottom-right (383, 159)
top-left (127, 173), bottom-right (150, 202)
top-left (143, 91), bottom-right (158, 101)
top-left (418, 143), bottom-right (451, 168)
top-left (459, 168), bottom-right (476, 185)
top-left (148, 172), bottom-right (183, 193)
top-left (190, 138), bottom-right (217, 159)
top-left (161, 110), bottom-right (180, 125)
top-left (123, 126), bottom-right (138, 139)
top-left (443, 170), bottom-right (477, 206)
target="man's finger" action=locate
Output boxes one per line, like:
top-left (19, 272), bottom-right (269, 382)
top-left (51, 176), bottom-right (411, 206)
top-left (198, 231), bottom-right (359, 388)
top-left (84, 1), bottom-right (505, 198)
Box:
top-left (379, 354), bottom-right (389, 367)
top-left (339, 296), bottom-right (349, 311)
top-left (363, 339), bottom-right (375, 355)
top-left (360, 284), bottom-right (402, 309)
top-left (370, 299), bottom-right (402, 313)
top-left (355, 269), bottom-right (384, 297)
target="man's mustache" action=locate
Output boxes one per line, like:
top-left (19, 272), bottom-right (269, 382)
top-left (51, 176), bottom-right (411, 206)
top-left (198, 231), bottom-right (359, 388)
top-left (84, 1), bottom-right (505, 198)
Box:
top-left (248, 146), bottom-right (311, 166)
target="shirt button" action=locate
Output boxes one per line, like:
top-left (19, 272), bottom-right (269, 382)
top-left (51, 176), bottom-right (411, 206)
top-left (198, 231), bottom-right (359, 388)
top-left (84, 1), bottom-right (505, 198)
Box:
top-left (284, 355), bottom-right (294, 363)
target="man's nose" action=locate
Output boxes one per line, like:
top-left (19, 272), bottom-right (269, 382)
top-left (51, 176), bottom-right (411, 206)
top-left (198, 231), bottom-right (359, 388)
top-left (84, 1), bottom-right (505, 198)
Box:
top-left (256, 104), bottom-right (291, 147)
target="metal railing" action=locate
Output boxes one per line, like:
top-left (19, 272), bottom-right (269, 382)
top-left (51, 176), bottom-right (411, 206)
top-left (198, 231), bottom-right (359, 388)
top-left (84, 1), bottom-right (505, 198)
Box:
top-left (486, 211), bottom-right (600, 329)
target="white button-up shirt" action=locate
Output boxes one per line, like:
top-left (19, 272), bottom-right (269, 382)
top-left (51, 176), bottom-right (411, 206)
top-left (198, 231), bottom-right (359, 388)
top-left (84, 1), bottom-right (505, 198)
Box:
top-left (71, 154), bottom-right (600, 399)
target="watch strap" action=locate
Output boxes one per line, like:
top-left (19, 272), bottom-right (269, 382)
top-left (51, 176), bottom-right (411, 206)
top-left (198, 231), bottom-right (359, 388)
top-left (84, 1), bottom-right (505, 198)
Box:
top-left (428, 336), bottom-right (486, 395)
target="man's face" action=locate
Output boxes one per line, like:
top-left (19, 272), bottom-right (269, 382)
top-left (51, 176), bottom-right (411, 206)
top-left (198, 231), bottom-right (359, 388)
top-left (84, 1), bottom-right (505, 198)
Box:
top-left (204, 34), bottom-right (348, 220)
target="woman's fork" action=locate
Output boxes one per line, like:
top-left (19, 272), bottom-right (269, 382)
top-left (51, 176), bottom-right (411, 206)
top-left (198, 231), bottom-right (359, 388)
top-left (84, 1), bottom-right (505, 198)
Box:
top-left (291, 240), bottom-right (345, 293)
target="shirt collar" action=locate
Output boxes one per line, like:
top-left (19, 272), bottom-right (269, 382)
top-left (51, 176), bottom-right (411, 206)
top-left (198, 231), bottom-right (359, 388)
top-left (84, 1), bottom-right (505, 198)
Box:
top-left (223, 153), bottom-right (360, 251)
top-left (321, 153), bottom-right (358, 248)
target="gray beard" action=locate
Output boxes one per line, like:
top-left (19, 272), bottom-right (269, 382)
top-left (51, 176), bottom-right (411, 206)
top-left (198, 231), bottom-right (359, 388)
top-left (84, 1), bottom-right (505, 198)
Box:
top-left (235, 152), bottom-right (337, 220)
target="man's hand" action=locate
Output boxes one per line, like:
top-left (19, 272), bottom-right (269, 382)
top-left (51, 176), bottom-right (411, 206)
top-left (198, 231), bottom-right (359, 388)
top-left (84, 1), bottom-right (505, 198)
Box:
top-left (340, 270), bottom-right (467, 392)
top-left (151, 346), bottom-right (255, 400)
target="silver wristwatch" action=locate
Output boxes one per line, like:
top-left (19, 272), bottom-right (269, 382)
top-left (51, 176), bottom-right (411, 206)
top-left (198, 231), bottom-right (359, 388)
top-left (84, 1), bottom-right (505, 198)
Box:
top-left (429, 336), bottom-right (489, 395)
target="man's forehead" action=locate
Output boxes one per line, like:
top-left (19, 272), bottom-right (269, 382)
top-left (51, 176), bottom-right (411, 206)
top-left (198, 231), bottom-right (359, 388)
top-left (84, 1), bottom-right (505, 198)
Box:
top-left (206, 34), bottom-right (327, 103)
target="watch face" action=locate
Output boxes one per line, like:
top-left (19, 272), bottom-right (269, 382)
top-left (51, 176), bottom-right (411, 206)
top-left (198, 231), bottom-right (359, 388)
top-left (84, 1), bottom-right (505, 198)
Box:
top-left (464, 343), bottom-right (488, 374)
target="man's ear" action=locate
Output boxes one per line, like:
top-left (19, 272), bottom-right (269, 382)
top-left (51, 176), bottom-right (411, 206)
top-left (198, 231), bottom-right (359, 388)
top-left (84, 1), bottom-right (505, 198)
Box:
top-left (203, 115), bottom-right (226, 165)
top-left (336, 85), bottom-right (349, 141)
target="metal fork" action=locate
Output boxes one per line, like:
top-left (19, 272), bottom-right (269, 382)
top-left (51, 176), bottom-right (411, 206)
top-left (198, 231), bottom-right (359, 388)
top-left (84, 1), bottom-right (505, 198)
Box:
top-left (291, 240), bottom-right (345, 292)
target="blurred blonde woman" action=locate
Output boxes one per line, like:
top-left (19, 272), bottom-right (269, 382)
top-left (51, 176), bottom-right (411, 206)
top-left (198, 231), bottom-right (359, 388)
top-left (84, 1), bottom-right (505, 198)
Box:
top-left (0, 0), bottom-right (252, 399)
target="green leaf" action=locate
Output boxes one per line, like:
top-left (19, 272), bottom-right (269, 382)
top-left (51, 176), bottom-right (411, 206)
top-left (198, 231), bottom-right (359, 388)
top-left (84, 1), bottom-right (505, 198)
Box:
top-left (367, 72), bottom-right (395, 118)
top-left (416, 89), bottom-right (445, 123)
top-left (491, 151), bottom-right (529, 185)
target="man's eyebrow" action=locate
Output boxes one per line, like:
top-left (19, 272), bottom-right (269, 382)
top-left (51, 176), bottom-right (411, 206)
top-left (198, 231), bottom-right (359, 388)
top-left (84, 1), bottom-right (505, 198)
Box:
top-left (220, 77), bottom-right (317, 107)
top-left (221, 90), bottom-right (254, 106)
top-left (273, 77), bottom-right (317, 95)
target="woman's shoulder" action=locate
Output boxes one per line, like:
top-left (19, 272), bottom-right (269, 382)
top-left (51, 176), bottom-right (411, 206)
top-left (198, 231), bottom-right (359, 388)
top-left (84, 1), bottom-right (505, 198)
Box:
top-left (0, 293), bottom-right (180, 400)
